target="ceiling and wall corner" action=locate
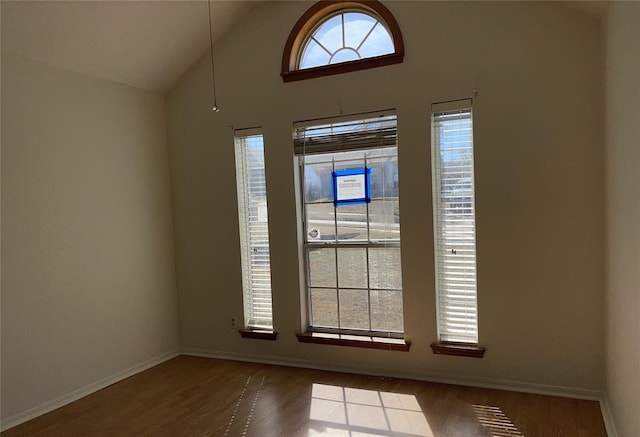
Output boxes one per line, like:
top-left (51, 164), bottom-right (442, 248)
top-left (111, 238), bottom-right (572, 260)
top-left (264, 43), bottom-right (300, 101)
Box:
top-left (0, 0), bottom-right (259, 94)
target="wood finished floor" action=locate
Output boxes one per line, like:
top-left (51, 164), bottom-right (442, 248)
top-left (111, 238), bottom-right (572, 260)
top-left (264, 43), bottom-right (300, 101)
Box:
top-left (2, 355), bottom-right (607, 437)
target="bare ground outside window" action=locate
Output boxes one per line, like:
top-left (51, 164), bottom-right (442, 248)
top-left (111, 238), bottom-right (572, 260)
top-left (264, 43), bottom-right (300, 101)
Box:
top-left (306, 202), bottom-right (403, 333)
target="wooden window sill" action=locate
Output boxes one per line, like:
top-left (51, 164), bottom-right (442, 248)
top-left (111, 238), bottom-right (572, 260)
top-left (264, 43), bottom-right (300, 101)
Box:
top-left (430, 342), bottom-right (486, 358)
top-left (239, 329), bottom-right (278, 341)
top-left (296, 331), bottom-right (410, 352)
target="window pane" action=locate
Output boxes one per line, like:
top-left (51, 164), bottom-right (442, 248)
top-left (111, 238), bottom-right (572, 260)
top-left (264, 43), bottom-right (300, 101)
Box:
top-left (334, 159), bottom-right (363, 172)
top-left (305, 162), bottom-right (334, 203)
top-left (369, 248), bottom-right (402, 290)
top-left (330, 48), bottom-right (360, 64)
top-left (336, 204), bottom-right (367, 241)
top-left (311, 288), bottom-right (339, 328)
top-left (370, 290), bottom-right (403, 332)
top-left (308, 248), bottom-right (336, 288)
top-left (368, 157), bottom-right (398, 200)
top-left (358, 22), bottom-right (394, 58)
top-left (304, 153), bottom-right (333, 164)
top-left (334, 150), bottom-right (365, 162)
top-left (312, 14), bottom-right (343, 53)
top-left (300, 38), bottom-right (331, 69)
top-left (344, 12), bottom-right (377, 49)
top-left (366, 146), bottom-right (397, 160)
top-left (337, 248), bottom-right (367, 289)
top-left (339, 289), bottom-right (369, 330)
top-left (306, 203), bottom-right (335, 243)
top-left (368, 199), bottom-right (400, 241)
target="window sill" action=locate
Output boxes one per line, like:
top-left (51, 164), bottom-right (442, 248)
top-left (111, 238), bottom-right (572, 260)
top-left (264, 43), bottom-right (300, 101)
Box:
top-left (239, 329), bottom-right (278, 341)
top-left (430, 342), bottom-right (486, 358)
top-left (296, 331), bottom-right (410, 352)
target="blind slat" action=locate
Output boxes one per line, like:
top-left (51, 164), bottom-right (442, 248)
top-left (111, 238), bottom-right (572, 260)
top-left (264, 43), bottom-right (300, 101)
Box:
top-left (293, 115), bottom-right (397, 155)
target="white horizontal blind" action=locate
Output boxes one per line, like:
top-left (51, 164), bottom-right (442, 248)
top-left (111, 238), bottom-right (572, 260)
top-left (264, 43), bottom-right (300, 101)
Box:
top-left (293, 111), bottom-right (397, 155)
top-left (234, 131), bottom-right (273, 329)
top-left (431, 100), bottom-right (478, 344)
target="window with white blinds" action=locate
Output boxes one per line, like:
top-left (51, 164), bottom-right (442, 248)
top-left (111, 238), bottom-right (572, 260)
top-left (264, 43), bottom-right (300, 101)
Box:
top-left (294, 111), bottom-right (404, 337)
top-left (234, 130), bottom-right (273, 329)
top-left (431, 100), bottom-right (478, 344)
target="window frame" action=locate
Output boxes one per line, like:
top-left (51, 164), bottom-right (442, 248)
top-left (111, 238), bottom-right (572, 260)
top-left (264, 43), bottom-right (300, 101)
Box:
top-left (294, 112), bottom-right (405, 339)
top-left (233, 128), bottom-right (276, 336)
top-left (282, 1), bottom-right (404, 82)
top-left (429, 99), bottom-right (485, 357)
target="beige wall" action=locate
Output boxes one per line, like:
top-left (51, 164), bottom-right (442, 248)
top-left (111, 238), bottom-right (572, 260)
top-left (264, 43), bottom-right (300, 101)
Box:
top-left (168, 1), bottom-right (605, 391)
top-left (605, 2), bottom-right (640, 436)
top-left (1, 54), bottom-right (180, 422)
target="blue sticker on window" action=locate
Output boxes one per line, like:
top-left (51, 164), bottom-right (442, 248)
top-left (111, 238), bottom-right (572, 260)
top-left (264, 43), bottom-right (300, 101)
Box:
top-left (332, 167), bottom-right (371, 207)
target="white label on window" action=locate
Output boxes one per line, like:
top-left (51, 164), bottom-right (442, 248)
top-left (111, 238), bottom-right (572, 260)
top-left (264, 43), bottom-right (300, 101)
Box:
top-left (336, 174), bottom-right (365, 201)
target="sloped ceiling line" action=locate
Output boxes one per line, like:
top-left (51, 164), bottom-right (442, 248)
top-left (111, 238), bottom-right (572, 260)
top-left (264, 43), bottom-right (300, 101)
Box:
top-left (0, 0), bottom-right (256, 94)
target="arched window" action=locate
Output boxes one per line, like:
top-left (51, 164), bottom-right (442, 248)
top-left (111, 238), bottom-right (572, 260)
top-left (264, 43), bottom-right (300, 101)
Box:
top-left (282, 1), bottom-right (404, 82)
top-left (299, 11), bottom-right (394, 69)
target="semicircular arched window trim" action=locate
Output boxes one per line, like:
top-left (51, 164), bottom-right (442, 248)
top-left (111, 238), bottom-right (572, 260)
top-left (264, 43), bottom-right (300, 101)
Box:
top-left (282, 1), bottom-right (404, 83)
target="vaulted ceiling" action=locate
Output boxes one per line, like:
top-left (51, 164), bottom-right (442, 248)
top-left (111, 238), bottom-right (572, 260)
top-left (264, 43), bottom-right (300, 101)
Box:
top-left (1, 1), bottom-right (607, 95)
top-left (1, 0), bottom-right (258, 94)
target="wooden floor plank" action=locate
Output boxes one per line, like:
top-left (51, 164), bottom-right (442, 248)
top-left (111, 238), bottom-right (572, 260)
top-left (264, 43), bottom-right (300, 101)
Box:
top-left (2, 356), bottom-right (607, 436)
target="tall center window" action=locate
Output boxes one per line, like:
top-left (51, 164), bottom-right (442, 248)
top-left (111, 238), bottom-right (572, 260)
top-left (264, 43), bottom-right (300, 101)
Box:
top-left (294, 112), bottom-right (403, 337)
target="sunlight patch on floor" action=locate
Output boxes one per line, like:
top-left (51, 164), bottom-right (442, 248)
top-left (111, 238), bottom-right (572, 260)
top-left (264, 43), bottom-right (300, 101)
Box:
top-left (307, 383), bottom-right (434, 436)
top-left (471, 404), bottom-right (524, 437)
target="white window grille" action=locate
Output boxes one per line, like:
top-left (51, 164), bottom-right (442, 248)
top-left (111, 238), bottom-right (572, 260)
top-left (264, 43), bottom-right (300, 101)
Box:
top-left (299, 11), bottom-right (394, 70)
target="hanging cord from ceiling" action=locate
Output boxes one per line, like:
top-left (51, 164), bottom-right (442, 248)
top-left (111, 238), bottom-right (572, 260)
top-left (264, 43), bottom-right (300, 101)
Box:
top-left (207, 0), bottom-right (220, 112)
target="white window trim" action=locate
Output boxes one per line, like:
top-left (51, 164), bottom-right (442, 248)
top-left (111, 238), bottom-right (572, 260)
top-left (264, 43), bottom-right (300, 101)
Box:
top-left (234, 128), bottom-right (274, 330)
top-left (431, 99), bottom-right (479, 345)
top-left (294, 111), bottom-right (404, 338)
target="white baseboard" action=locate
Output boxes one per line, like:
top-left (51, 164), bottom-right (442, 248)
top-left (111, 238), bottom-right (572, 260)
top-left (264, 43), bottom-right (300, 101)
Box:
top-left (182, 348), bottom-right (603, 401)
top-left (0, 350), bottom-right (180, 432)
top-left (599, 392), bottom-right (619, 437)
